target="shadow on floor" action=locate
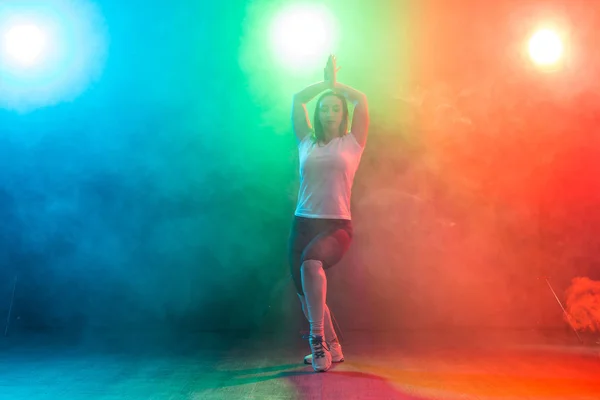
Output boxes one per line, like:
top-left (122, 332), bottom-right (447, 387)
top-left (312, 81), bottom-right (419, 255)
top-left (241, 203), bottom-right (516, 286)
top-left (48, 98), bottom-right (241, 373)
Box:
top-left (205, 362), bottom-right (427, 400)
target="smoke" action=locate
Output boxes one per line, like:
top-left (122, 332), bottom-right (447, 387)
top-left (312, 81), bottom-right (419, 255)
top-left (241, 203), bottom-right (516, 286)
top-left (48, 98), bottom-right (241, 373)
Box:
top-left (565, 277), bottom-right (600, 333)
top-left (5, 0), bottom-right (600, 339)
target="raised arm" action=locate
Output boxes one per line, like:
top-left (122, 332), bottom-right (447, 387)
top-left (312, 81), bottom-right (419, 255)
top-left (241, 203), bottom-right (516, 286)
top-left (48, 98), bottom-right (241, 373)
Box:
top-left (291, 81), bottom-right (329, 143)
top-left (335, 82), bottom-right (369, 147)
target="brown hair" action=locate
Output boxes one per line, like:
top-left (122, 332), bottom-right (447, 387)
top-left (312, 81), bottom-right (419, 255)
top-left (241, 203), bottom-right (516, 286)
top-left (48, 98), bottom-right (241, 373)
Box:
top-left (312, 91), bottom-right (349, 144)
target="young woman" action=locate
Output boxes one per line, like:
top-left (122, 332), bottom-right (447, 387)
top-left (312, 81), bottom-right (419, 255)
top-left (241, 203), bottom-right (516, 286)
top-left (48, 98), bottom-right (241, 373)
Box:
top-left (289, 55), bottom-right (369, 372)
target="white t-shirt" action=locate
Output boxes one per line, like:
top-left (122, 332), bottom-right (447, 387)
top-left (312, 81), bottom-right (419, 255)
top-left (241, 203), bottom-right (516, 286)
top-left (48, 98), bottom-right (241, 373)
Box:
top-left (295, 133), bottom-right (364, 220)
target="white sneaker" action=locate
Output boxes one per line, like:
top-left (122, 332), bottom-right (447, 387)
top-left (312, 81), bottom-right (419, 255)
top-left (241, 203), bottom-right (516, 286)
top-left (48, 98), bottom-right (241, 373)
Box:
top-left (305, 340), bottom-right (343, 365)
top-left (307, 335), bottom-right (332, 372)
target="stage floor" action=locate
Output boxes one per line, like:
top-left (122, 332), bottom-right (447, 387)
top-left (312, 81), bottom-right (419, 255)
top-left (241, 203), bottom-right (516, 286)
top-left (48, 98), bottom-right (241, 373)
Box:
top-left (0, 329), bottom-right (598, 400)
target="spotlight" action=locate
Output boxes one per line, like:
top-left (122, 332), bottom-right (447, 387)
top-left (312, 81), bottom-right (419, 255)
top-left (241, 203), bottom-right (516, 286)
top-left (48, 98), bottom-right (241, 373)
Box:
top-left (528, 29), bottom-right (563, 66)
top-left (269, 4), bottom-right (339, 72)
top-left (0, 0), bottom-right (108, 112)
top-left (3, 24), bottom-right (47, 67)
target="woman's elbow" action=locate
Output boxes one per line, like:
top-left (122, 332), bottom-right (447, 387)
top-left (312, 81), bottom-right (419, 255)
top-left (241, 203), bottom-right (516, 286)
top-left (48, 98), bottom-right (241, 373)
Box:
top-left (353, 93), bottom-right (367, 107)
top-left (356, 94), bottom-right (368, 108)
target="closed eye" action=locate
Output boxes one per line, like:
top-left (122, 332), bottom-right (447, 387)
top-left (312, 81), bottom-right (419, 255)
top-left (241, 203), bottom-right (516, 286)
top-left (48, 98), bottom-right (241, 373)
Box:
top-left (321, 106), bottom-right (341, 112)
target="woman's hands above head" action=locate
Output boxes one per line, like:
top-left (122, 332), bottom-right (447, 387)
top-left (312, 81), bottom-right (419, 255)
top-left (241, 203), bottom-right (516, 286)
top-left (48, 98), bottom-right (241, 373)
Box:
top-left (324, 54), bottom-right (340, 90)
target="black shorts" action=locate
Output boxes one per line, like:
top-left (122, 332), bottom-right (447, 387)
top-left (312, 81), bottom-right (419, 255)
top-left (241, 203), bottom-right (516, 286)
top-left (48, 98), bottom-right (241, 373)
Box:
top-left (288, 216), bottom-right (353, 295)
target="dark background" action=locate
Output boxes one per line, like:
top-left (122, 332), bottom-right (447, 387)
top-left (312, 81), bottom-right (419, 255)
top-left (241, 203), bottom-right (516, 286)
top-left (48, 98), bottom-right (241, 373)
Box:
top-left (1, 0), bottom-right (599, 343)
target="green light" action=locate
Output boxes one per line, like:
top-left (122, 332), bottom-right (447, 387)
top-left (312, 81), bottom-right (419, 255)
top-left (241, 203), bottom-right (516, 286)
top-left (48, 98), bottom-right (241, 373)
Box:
top-left (269, 4), bottom-right (339, 72)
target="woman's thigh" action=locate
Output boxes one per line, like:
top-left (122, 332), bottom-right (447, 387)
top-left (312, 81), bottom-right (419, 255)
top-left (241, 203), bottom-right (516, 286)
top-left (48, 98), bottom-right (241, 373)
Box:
top-left (301, 227), bottom-right (352, 270)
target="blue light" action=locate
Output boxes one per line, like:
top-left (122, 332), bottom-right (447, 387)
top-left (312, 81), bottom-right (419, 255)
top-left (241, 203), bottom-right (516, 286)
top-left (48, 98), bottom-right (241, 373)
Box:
top-left (0, 0), bottom-right (108, 112)
top-left (3, 24), bottom-right (47, 67)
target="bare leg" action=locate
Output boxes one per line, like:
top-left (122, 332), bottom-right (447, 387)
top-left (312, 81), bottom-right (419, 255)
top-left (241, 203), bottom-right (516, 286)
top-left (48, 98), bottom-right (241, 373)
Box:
top-left (300, 260), bottom-right (327, 337)
top-left (298, 294), bottom-right (338, 342)
top-left (300, 259), bottom-right (333, 371)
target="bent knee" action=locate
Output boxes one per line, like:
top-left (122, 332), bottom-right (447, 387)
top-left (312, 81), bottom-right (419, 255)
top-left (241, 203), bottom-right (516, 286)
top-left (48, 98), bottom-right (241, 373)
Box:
top-left (300, 259), bottom-right (323, 276)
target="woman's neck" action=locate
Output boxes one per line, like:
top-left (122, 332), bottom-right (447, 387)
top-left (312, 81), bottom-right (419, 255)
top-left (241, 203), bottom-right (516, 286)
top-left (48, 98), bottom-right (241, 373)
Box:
top-left (323, 130), bottom-right (337, 142)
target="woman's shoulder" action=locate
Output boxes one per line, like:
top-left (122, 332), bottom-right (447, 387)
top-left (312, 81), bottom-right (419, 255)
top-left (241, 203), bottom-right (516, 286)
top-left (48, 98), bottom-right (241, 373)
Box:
top-left (298, 133), bottom-right (315, 149)
top-left (343, 132), bottom-right (364, 150)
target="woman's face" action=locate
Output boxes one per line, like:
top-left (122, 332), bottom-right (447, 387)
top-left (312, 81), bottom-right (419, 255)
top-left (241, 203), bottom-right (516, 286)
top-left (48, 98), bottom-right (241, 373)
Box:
top-left (319, 95), bottom-right (343, 132)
